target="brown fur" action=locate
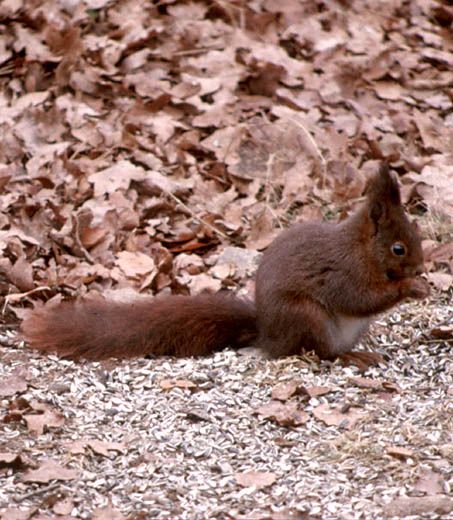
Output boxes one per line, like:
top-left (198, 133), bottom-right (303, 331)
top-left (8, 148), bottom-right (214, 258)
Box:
top-left (22, 164), bottom-right (429, 362)
top-left (255, 164), bottom-right (428, 359)
top-left (22, 294), bottom-right (257, 360)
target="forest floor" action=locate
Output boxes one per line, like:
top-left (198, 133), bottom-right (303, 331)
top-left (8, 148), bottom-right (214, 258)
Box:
top-left (0, 0), bottom-right (452, 519)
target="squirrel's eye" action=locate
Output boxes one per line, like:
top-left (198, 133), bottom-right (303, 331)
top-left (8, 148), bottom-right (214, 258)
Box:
top-left (391, 243), bottom-right (406, 256)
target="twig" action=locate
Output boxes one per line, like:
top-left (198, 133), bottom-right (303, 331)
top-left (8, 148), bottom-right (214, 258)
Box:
top-left (2, 286), bottom-right (52, 313)
top-left (264, 152), bottom-right (283, 228)
top-left (14, 482), bottom-right (60, 502)
top-left (161, 188), bottom-right (230, 240)
top-left (149, 45), bottom-right (224, 57)
top-left (289, 116), bottom-right (327, 186)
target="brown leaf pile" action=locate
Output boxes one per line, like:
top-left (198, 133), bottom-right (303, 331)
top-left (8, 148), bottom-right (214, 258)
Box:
top-left (0, 0), bottom-right (451, 318)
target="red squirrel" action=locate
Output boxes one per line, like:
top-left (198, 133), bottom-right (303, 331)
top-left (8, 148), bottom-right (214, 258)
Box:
top-left (22, 164), bottom-right (430, 366)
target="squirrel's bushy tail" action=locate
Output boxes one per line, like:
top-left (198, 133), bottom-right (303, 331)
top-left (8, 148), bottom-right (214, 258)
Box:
top-left (22, 293), bottom-right (257, 360)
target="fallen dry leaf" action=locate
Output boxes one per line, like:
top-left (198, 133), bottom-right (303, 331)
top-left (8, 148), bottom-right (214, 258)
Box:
top-left (0, 375), bottom-right (28, 397)
top-left (66, 439), bottom-right (126, 457)
top-left (386, 446), bottom-right (415, 460)
top-left (383, 495), bottom-right (453, 517)
top-left (0, 508), bottom-right (35, 520)
top-left (116, 251), bottom-right (157, 279)
top-left (235, 471), bottom-right (277, 489)
top-left (186, 272), bottom-right (222, 295)
top-left (271, 381), bottom-right (300, 401)
top-left (257, 400), bottom-right (309, 427)
top-left (53, 497), bottom-right (75, 516)
top-left (429, 326), bottom-right (453, 340)
top-left (3, 397), bottom-right (30, 424)
top-left (23, 401), bottom-right (65, 435)
top-left (428, 272), bottom-right (452, 292)
top-left (87, 440), bottom-right (126, 457)
top-left (349, 376), bottom-right (383, 389)
top-left (312, 403), bottom-right (366, 430)
top-left (65, 440), bottom-right (87, 455)
top-left (7, 256), bottom-right (34, 292)
top-left (88, 161), bottom-right (146, 197)
top-left (159, 379), bottom-right (198, 391)
top-left (408, 165), bottom-right (453, 221)
top-left (23, 460), bottom-right (78, 483)
top-left (348, 377), bottom-right (401, 394)
top-left (424, 242), bottom-right (453, 271)
top-left (413, 469), bottom-right (445, 495)
top-left (302, 385), bottom-right (333, 398)
top-left (245, 211), bottom-right (279, 251)
top-left (92, 506), bottom-right (127, 520)
top-left (273, 437), bottom-right (298, 448)
top-left (0, 452), bottom-right (26, 471)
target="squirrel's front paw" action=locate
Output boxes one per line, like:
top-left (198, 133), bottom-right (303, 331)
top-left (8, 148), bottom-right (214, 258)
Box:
top-left (401, 277), bottom-right (430, 300)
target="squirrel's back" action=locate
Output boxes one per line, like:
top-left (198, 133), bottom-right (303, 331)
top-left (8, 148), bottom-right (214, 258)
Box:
top-left (256, 219), bottom-right (364, 311)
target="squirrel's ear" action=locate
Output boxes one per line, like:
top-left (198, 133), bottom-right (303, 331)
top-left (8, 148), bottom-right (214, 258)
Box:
top-left (366, 163), bottom-right (401, 223)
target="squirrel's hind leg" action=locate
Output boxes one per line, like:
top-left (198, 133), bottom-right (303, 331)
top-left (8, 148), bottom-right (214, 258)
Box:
top-left (257, 296), bottom-right (340, 359)
top-left (257, 296), bottom-right (384, 369)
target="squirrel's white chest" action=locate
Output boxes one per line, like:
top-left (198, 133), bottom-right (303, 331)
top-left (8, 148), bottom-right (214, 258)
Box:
top-left (329, 315), bottom-right (371, 354)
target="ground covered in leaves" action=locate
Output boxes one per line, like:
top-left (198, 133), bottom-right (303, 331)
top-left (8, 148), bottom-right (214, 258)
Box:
top-left (0, 0), bottom-right (452, 519)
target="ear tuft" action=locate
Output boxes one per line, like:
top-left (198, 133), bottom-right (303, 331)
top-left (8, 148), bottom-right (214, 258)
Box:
top-left (366, 162), bottom-right (401, 206)
top-left (365, 163), bottom-right (402, 225)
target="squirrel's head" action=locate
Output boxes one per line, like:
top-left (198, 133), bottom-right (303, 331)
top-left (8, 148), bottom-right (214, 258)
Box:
top-left (365, 163), bottom-right (425, 280)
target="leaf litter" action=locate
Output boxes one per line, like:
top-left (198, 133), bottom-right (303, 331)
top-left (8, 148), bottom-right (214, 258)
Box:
top-left (0, 0), bottom-right (452, 519)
